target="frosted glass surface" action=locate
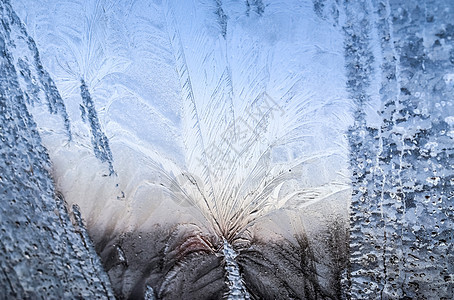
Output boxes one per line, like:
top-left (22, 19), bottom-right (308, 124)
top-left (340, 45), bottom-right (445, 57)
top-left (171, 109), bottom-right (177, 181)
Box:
top-left (1, 0), bottom-right (453, 298)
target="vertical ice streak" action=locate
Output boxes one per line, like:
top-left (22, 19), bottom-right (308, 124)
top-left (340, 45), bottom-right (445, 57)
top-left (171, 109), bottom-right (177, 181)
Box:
top-left (222, 239), bottom-right (250, 299)
top-left (383, 0), bottom-right (454, 297)
top-left (343, 0), bottom-right (385, 295)
top-left (80, 79), bottom-right (115, 175)
top-left (346, 0), bottom-right (454, 298)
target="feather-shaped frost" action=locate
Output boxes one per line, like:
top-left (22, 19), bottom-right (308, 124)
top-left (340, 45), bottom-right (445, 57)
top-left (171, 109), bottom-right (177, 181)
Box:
top-left (10, 0), bottom-right (352, 298)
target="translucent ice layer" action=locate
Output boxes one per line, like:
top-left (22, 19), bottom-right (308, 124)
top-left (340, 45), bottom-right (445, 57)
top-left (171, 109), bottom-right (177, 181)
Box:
top-left (2, 0), bottom-right (453, 298)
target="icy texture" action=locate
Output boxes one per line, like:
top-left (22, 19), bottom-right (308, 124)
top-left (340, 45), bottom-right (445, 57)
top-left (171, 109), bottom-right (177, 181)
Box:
top-left (10, 0), bottom-right (350, 232)
top-left (0, 1), bottom-right (71, 140)
top-left (80, 79), bottom-right (114, 174)
top-left (0, 1), bottom-right (114, 298)
top-left (10, 3), bottom-right (350, 297)
top-left (222, 239), bottom-right (249, 299)
top-left (345, 0), bottom-right (454, 298)
top-left (3, 0), bottom-right (453, 299)
top-left (144, 285), bottom-right (156, 300)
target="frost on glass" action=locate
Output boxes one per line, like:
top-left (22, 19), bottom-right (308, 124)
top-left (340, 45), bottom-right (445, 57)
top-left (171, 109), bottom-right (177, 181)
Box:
top-left (0, 1), bottom-right (113, 298)
top-left (345, 0), bottom-right (453, 298)
top-left (2, 0), bottom-right (453, 299)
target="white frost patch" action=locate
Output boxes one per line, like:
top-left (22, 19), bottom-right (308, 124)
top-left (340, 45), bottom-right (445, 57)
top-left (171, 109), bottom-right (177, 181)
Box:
top-left (443, 73), bottom-right (454, 86)
top-left (448, 130), bottom-right (454, 139)
top-left (444, 116), bottom-right (454, 126)
top-left (426, 176), bottom-right (440, 186)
